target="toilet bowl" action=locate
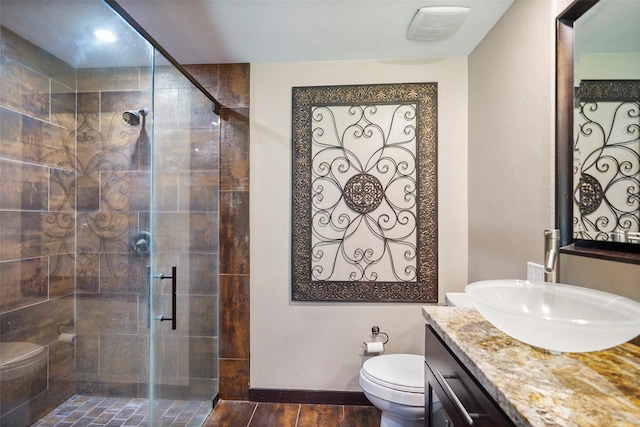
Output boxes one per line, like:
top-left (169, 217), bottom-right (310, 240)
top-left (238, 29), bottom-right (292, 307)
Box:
top-left (0, 342), bottom-right (47, 381)
top-left (359, 293), bottom-right (471, 427)
top-left (359, 354), bottom-right (425, 427)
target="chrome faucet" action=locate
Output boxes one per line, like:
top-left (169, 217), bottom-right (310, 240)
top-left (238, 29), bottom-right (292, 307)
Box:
top-left (544, 229), bottom-right (560, 283)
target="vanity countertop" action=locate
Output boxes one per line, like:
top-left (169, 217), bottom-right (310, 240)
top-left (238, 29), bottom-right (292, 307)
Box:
top-left (422, 306), bottom-right (640, 427)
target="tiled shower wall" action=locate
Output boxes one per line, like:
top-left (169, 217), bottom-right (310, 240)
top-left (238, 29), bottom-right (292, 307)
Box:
top-left (0, 27), bottom-right (77, 425)
top-left (73, 63), bottom-right (220, 400)
top-left (72, 62), bottom-right (250, 400)
top-left (217, 66), bottom-right (250, 401)
top-left (0, 20), bottom-right (251, 424)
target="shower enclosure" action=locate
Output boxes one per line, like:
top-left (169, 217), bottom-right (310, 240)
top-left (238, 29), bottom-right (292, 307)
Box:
top-left (0, 0), bottom-right (219, 425)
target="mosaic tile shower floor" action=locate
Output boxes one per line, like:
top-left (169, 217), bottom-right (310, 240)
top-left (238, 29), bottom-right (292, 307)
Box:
top-left (32, 395), bottom-right (211, 427)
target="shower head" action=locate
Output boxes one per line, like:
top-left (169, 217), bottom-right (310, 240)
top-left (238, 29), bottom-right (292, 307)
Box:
top-left (122, 107), bottom-right (148, 126)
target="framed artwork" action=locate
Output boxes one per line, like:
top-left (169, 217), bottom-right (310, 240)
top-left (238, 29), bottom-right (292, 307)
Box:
top-left (291, 83), bottom-right (438, 302)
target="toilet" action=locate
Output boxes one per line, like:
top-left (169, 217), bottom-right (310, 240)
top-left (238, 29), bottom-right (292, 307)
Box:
top-left (359, 292), bottom-right (472, 427)
top-left (0, 342), bottom-right (47, 381)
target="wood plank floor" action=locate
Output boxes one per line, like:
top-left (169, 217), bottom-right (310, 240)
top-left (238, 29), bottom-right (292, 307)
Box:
top-left (203, 400), bottom-right (381, 427)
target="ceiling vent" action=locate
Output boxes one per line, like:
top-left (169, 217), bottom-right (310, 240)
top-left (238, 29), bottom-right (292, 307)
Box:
top-left (406, 6), bottom-right (471, 41)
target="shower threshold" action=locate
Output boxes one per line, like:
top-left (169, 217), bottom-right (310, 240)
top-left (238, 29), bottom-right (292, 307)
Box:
top-left (32, 394), bottom-right (211, 427)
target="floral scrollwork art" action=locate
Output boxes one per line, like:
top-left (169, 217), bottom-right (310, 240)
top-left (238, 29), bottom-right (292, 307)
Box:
top-left (292, 83), bottom-right (438, 302)
top-left (573, 80), bottom-right (640, 242)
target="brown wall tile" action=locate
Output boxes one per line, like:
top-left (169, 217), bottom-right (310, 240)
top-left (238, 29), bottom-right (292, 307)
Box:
top-left (0, 295), bottom-right (74, 346)
top-left (153, 88), bottom-right (181, 130)
top-left (220, 275), bottom-right (249, 359)
top-left (0, 257), bottom-right (48, 312)
top-left (0, 108), bottom-right (74, 170)
top-left (154, 65), bottom-right (191, 89)
top-left (77, 67), bottom-right (146, 93)
top-left (0, 55), bottom-right (50, 121)
top-left (181, 88), bottom-right (219, 130)
top-left (76, 334), bottom-right (100, 375)
top-left (154, 129), bottom-right (219, 171)
top-left (220, 191), bottom-right (250, 275)
top-left (76, 212), bottom-right (136, 255)
top-left (76, 293), bottom-right (139, 335)
top-left (0, 160), bottom-right (49, 211)
top-left (99, 253), bottom-right (146, 294)
top-left (75, 173), bottom-right (100, 211)
top-left (218, 64), bottom-right (250, 108)
top-left (220, 107), bottom-right (250, 191)
top-left (51, 81), bottom-right (76, 130)
top-left (189, 212), bottom-right (218, 253)
top-left (102, 171), bottom-right (151, 212)
top-left (0, 211), bottom-right (43, 261)
top-left (179, 171), bottom-right (219, 212)
top-left (49, 168), bottom-right (76, 213)
top-left (41, 212), bottom-right (75, 257)
top-left (153, 171), bottom-right (179, 211)
top-left (100, 334), bottom-right (142, 376)
top-left (183, 253), bottom-right (219, 296)
top-left (49, 253), bottom-right (75, 298)
top-left (185, 294), bottom-right (218, 337)
top-left (184, 64), bottom-right (219, 90)
top-left (1, 26), bottom-right (76, 90)
top-left (186, 336), bottom-right (218, 379)
top-left (48, 340), bottom-right (76, 392)
top-left (219, 358), bottom-right (250, 401)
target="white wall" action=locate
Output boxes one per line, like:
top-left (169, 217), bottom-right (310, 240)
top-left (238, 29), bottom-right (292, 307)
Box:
top-left (467, 0), bottom-right (565, 281)
top-left (468, 0), bottom-right (640, 303)
top-left (250, 59), bottom-right (468, 391)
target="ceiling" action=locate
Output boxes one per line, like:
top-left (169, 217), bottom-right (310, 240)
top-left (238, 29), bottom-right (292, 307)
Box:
top-left (2, 0), bottom-right (639, 69)
top-left (1, 0), bottom-right (514, 68)
top-left (116, 0), bottom-right (514, 65)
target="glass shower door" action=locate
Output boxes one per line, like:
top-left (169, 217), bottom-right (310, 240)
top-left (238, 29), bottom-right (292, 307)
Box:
top-left (148, 53), bottom-right (219, 425)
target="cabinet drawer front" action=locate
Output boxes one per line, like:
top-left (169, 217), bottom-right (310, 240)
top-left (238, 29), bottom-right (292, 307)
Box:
top-left (425, 326), bottom-right (515, 427)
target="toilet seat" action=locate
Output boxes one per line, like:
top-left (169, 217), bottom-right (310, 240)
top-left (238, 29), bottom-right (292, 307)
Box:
top-left (0, 342), bottom-right (46, 381)
top-left (359, 354), bottom-right (425, 407)
top-left (361, 354), bottom-right (424, 393)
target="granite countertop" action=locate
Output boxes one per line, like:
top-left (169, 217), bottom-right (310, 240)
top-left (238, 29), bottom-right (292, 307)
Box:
top-left (422, 306), bottom-right (640, 427)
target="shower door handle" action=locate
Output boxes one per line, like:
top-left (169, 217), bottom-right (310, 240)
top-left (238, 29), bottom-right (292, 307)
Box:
top-left (155, 266), bottom-right (177, 330)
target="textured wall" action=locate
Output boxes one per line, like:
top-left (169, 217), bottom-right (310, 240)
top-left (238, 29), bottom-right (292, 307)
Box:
top-left (250, 58), bottom-right (468, 391)
top-left (468, 0), bottom-right (640, 303)
top-left (468, 0), bottom-right (557, 281)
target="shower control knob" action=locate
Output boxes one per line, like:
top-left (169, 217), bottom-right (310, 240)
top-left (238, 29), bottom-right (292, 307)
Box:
top-left (131, 231), bottom-right (151, 257)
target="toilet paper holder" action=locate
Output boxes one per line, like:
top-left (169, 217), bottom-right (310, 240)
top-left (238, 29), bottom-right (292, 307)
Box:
top-left (364, 326), bottom-right (389, 345)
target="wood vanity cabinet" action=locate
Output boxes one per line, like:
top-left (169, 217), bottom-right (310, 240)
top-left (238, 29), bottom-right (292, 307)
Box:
top-left (425, 326), bottom-right (516, 427)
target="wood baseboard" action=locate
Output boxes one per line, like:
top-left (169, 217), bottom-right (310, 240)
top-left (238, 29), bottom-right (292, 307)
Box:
top-left (248, 388), bottom-right (372, 406)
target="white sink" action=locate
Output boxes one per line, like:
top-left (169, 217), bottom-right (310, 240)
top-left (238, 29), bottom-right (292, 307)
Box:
top-left (465, 280), bottom-right (640, 353)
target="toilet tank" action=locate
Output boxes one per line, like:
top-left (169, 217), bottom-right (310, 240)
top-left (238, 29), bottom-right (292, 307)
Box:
top-left (445, 292), bottom-right (472, 307)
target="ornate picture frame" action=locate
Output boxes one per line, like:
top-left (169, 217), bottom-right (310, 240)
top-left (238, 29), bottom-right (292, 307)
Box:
top-left (291, 83), bottom-right (438, 302)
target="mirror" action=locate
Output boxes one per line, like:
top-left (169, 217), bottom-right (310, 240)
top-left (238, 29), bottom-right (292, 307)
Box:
top-left (557, 0), bottom-right (640, 254)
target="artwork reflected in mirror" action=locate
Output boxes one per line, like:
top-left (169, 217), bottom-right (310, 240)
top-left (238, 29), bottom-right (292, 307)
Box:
top-left (291, 83), bottom-right (438, 302)
top-left (569, 0), bottom-right (640, 247)
top-left (573, 81), bottom-right (640, 243)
